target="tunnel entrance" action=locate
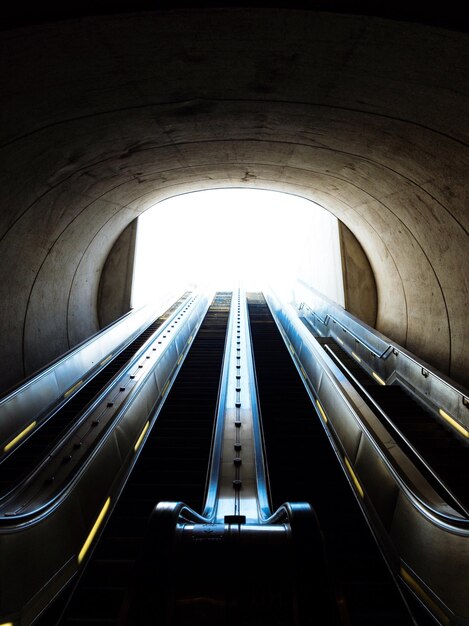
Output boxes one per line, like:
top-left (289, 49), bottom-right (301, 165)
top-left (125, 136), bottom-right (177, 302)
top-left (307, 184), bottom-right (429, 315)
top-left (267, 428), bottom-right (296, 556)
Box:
top-left (98, 188), bottom-right (377, 350)
top-left (131, 189), bottom-right (345, 307)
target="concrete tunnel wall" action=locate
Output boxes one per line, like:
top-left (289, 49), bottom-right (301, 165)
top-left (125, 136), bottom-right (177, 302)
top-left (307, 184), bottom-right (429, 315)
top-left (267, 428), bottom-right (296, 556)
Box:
top-left (0, 9), bottom-right (467, 394)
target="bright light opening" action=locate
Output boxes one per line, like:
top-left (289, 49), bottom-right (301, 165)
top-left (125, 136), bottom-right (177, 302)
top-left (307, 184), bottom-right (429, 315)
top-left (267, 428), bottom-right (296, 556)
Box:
top-left (131, 189), bottom-right (344, 307)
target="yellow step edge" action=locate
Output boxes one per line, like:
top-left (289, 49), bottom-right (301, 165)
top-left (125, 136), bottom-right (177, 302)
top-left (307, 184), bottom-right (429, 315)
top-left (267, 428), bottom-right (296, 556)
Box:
top-left (400, 567), bottom-right (449, 626)
top-left (134, 421), bottom-right (150, 452)
top-left (64, 380), bottom-right (83, 398)
top-left (315, 399), bottom-right (328, 424)
top-left (439, 408), bottom-right (469, 438)
top-left (372, 371), bottom-right (386, 386)
top-left (78, 497), bottom-right (111, 564)
top-left (100, 353), bottom-right (113, 367)
top-left (4, 421), bottom-right (37, 453)
top-left (344, 456), bottom-right (364, 498)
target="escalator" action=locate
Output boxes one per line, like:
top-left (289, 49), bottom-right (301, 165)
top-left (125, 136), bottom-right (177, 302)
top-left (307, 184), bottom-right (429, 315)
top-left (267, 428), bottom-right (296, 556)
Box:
top-left (118, 289), bottom-right (336, 626)
top-left (0, 294), bottom-right (189, 497)
top-left (53, 292), bottom-right (232, 625)
top-left (317, 336), bottom-right (469, 514)
top-left (247, 293), bottom-right (418, 626)
top-left (33, 291), bottom-right (426, 625)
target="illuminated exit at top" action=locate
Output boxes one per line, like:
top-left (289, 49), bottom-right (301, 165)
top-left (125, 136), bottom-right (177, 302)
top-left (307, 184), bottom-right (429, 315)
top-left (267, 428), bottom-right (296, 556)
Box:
top-left (131, 189), bottom-right (345, 309)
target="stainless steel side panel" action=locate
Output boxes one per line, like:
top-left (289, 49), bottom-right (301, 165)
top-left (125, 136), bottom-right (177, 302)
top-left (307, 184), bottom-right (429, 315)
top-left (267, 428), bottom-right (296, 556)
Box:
top-left (266, 288), bottom-right (469, 626)
top-left (294, 281), bottom-right (469, 435)
top-left (0, 292), bottom-right (211, 625)
top-left (0, 290), bottom-right (188, 452)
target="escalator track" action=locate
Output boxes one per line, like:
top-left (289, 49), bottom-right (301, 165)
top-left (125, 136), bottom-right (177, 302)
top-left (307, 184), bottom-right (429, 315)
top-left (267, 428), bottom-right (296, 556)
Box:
top-left (53, 292), bottom-right (232, 625)
top-left (32, 290), bottom-right (441, 625)
top-left (247, 293), bottom-right (418, 626)
top-left (117, 289), bottom-right (337, 626)
top-left (317, 336), bottom-right (469, 513)
top-left (0, 294), bottom-right (189, 497)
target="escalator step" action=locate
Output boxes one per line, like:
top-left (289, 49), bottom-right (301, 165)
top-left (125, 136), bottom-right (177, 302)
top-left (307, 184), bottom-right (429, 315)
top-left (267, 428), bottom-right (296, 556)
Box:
top-left (247, 292), bottom-right (415, 626)
top-left (57, 292), bottom-right (231, 625)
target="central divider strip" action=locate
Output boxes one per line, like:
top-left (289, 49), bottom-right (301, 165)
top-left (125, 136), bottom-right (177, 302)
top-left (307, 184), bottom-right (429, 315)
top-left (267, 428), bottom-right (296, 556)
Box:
top-left (203, 288), bottom-right (271, 522)
top-left (120, 290), bottom-right (341, 626)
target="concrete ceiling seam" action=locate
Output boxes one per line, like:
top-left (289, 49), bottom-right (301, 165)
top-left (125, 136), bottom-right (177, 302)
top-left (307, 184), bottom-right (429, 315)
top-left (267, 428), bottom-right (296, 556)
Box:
top-left (1, 107), bottom-right (467, 240)
top-left (2, 97), bottom-right (469, 154)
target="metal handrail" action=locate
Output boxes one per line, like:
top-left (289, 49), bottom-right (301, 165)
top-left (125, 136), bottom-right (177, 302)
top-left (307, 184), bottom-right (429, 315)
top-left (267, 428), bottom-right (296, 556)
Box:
top-left (242, 292), bottom-right (271, 521)
top-left (202, 289), bottom-right (272, 522)
top-left (0, 292), bottom-right (210, 525)
top-left (323, 343), bottom-right (469, 519)
top-left (297, 282), bottom-right (469, 496)
top-left (245, 304), bottom-right (274, 519)
top-left (303, 304), bottom-right (393, 359)
top-left (0, 290), bottom-right (189, 454)
top-left (266, 289), bottom-right (469, 534)
top-left (202, 291), bottom-right (236, 521)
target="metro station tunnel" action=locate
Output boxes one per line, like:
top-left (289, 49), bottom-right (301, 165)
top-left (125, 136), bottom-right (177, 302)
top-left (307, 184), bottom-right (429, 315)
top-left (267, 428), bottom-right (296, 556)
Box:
top-left (0, 3), bottom-right (468, 625)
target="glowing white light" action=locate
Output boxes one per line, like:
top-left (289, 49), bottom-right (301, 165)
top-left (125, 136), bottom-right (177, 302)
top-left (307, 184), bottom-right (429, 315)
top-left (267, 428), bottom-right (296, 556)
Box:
top-left (131, 189), bottom-right (343, 307)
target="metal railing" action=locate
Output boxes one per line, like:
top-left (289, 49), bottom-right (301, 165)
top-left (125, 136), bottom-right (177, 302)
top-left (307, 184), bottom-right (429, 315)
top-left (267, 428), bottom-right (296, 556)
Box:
top-left (295, 280), bottom-right (469, 440)
top-left (266, 286), bottom-right (469, 626)
top-left (0, 289), bottom-right (187, 456)
top-left (0, 291), bottom-right (212, 625)
top-left (203, 289), bottom-right (271, 523)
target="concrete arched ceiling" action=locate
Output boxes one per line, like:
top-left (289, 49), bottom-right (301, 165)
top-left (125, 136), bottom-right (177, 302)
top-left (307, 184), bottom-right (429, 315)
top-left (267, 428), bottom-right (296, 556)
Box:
top-left (0, 9), bottom-right (467, 392)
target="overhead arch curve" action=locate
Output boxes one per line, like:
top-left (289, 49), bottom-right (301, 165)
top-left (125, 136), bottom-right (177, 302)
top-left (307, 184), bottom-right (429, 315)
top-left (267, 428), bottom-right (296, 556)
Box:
top-left (0, 9), bottom-right (467, 391)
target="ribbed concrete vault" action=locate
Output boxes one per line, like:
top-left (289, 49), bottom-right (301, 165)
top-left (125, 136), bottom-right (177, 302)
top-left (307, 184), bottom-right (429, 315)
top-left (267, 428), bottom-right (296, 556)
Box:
top-left (0, 9), bottom-right (468, 392)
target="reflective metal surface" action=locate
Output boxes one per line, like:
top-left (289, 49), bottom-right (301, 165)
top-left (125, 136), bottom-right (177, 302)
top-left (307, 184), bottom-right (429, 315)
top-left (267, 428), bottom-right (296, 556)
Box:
top-left (128, 291), bottom-right (326, 625)
top-left (294, 280), bottom-right (469, 438)
top-left (0, 291), bottom-right (212, 625)
top-left (266, 286), bottom-right (469, 626)
top-left (123, 498), bottom-right (333, 626)
top-left (0, 291), bottom-right (188, 455)
top-left (203, 289), bottom-right (270, 523)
